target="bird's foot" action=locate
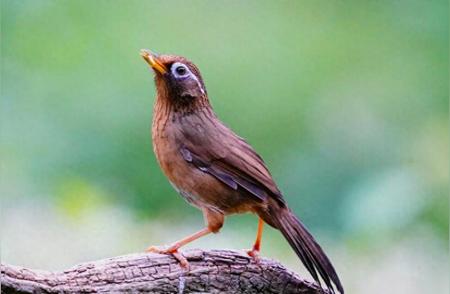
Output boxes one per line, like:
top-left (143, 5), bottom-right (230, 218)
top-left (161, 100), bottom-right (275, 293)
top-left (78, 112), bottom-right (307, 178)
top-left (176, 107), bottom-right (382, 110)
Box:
top-left (146, 245), bottom-right (189, 269)
top-left (246, 248), bottom-right (261, 263)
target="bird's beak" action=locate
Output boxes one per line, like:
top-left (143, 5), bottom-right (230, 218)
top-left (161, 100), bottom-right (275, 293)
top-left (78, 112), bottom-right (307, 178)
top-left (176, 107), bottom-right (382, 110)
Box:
top-left (140, 49), bottom-right (167, 74)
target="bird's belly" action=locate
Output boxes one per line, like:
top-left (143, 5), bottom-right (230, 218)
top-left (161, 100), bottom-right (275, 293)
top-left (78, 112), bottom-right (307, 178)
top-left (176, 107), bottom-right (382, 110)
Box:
top-left (153, 134), bottom-right (257, 214)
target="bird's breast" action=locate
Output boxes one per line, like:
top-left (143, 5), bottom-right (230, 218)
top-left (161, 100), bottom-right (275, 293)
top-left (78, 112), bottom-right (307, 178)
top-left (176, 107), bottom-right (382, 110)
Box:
top-left (151, 112), bottom-right (254, 214)
top-left (151, 107), bottom-right (265, 215)
top-left (151, 112), bottom-right (217, 209)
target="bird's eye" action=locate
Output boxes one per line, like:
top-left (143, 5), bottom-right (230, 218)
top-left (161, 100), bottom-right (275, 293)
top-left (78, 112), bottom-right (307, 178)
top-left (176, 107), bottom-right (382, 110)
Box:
top-left (171, 63), bottom-right (190, 78)
top-left (175, 66), bottom-right (187, 75)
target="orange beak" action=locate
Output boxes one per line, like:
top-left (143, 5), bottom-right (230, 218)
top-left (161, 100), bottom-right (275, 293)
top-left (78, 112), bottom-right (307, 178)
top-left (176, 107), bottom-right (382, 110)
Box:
top-left (140, 49), bottom-right (167, 74)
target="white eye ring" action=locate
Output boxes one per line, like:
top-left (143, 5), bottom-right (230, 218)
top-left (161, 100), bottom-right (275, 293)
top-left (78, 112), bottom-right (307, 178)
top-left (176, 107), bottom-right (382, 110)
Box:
top-left (170, 62), bottom-right (206, 94)
top-left (171, 62), bottom-right (190, 78)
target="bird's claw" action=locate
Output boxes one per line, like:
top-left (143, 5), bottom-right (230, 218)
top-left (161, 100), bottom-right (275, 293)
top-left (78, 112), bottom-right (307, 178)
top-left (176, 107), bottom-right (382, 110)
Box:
top-left (246, 248), bottom-right (261, 263)
top-left (146, 245), bottom-right (190, 269)
top-left (146, 245), bottom-right (176, 254)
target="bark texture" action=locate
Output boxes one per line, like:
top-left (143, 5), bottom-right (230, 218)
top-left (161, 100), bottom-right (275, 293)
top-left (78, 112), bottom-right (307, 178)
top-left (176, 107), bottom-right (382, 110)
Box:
top-left (1, 249), bottom-right (327, 293)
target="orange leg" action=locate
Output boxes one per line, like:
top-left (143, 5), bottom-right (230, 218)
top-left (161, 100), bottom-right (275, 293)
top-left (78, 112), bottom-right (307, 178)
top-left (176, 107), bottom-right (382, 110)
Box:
top-left (247, 217), bottom-right (264, 259)
top-left (146, 227), bottom-right (211, 267)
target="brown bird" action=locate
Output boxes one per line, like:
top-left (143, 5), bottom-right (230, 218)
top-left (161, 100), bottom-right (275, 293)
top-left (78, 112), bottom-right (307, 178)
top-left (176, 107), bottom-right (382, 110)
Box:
top-left (140, 49), bottom-right (344, 294)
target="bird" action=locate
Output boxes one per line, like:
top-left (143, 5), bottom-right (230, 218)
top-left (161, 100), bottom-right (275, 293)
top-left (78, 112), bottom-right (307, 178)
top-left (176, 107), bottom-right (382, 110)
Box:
top-left (140, 49), bottom-right (344, 294)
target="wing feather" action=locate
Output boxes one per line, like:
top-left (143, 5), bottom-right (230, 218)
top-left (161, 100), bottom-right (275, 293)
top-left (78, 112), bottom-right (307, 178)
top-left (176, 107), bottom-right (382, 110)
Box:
top-left (178, 114), bottom-right (285, 205)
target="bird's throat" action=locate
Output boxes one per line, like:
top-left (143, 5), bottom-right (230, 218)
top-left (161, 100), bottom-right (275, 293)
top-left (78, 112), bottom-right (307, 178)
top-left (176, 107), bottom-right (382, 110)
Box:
top-left (156, 91), bottom-right (211, 117)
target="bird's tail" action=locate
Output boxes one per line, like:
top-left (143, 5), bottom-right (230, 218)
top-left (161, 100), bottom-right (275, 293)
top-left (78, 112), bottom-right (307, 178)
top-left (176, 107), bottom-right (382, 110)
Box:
top-left (260, 205), bottom-right (344, 294)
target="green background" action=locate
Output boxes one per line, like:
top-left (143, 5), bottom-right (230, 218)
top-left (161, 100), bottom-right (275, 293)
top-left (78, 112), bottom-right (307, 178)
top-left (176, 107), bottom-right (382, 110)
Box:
top-left (1, 1), bottom-right (448, 293)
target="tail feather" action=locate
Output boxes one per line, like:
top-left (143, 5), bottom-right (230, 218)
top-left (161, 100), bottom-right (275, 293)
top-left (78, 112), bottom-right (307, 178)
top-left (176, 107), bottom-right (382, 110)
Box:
top-left (271, 208), bottom-right (344, 294)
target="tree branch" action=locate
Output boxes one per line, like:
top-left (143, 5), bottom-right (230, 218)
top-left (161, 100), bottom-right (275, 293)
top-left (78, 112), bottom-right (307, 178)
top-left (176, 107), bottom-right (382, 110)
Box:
top-left (1, 249), bottom-right (327, 293)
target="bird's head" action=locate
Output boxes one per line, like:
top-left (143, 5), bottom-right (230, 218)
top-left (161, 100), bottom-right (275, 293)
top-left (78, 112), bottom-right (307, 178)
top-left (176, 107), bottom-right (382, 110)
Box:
top-left (140, 49), bottom-right (208, 110)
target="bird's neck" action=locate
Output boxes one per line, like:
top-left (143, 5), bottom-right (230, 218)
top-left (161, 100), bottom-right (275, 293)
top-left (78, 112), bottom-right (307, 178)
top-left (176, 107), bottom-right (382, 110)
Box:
top-left (152, 92), bottom-right (217, 145)
top-left (154, 92), bottom-right (212, 118)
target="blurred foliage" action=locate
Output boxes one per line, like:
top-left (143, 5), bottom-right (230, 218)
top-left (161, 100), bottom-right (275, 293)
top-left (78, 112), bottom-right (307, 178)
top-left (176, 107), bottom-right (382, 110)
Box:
top-left (1, 0), bottom-right (448, 251)
top-left (55, 177), bottom-right (109, 219)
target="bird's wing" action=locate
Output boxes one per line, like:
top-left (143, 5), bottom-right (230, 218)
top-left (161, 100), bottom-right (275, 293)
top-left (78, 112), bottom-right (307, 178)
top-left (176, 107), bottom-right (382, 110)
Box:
top-left (179, 117), bottom-right (285, 205)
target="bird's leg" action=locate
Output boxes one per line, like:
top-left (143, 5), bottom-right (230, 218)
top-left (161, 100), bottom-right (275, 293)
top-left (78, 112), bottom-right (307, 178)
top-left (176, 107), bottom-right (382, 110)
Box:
top-left (247, 217), bottom-right (264, 260)
top-left (146, 208), bottom-right (224, 268)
